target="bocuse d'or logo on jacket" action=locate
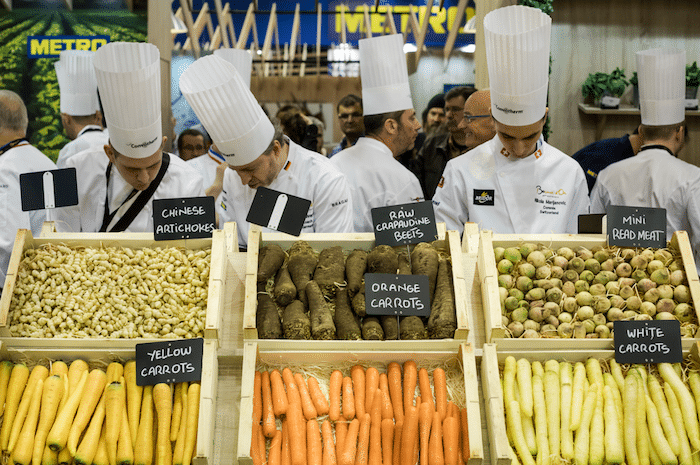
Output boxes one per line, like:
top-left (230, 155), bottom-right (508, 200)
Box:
top-left (473, 189), bottom-right (495, 206)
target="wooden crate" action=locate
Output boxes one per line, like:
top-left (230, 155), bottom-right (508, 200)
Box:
top-left (471, 230), bottom-right (700, 349)
top-left (242, 224), bottom-right (470, 343)
top-left (0, 226), bottom-right (234, 346)
top-left (237, 341), bottom-right (483, 465)
top-left (0, 339), bottom-right (218, 465)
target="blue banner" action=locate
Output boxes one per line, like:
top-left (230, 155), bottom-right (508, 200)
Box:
top-left (26, 35), bottom-right (110, 58)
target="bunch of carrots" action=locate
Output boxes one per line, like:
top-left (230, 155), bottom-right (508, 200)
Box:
top-left (251, 360), bottom-right (470, 465)
top-left (0, 359), bottom-right (200, 465)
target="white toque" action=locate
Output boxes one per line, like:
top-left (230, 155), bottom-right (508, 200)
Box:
top-left (213, 48), bottom-right (253, 89)
top-left (359, 34), bottom-right (413, 116)
top-left (55, 50), bottom-right (100, 116)
top-left (637, 48), bottom-right (686, 126)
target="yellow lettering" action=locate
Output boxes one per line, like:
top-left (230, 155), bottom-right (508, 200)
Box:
top-left (335, 5), bottom-right (365, 34)
top-left (447, 6), bottom-right (475, 34)
top-left (76, 38), bottom-right (91, 50)
top-left (390, 6), bottom-right (410, 33)
top-left (30, 38), bottom-right (49, 56)
top-left (49, 38), bottom-right (63, 55)
top-left (370, 7), bottom-right (386, 34)
top-left (62, 38), bottom-right (76, 50)
top-left (428, 6), bottom-right (447, 34)
top-left (91, 38), bottom-right (108, 50)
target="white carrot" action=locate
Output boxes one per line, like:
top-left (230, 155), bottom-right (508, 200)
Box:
top-left (603, 385), bottom-right (624, 465)
top-left (659, 363), bottom-right (700, 451)
top-left (559, 362), bottom-right (574, 461)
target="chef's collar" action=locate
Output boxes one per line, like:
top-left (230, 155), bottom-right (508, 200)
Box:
top-left (207, 147), bottom-right (226, 164)
top-left (77, 125), bottom-right (103, 138)
top-left (498, 135), bottom-right (544, 158)
top-left (0, 138), bottom-right (28, 157)
top-left (640, 144), bottom-right (675, 157)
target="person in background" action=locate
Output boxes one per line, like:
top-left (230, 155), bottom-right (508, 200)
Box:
top-left (460, 90), bottom-right (496, 151)
top-left (591, 47), bottom-right (700, 272)
top-left (433, 5), bottom-right (589, 235)
top-left (0, 90), bottom-right (57, 291)
top-left (421, 92), bottom-right (446, 137)
top-left (307, 115), bottom-right (327, 155)
top-left (331, 34), bottom-right (424, 233)
top-left (330, 94), bottom-right (364, 157)
top-left (54, 50), bottom-right (109, 168)
top-left (412, 86), bottom-right (476, 200)
top-left (177, 128), bottom-right (207, 161)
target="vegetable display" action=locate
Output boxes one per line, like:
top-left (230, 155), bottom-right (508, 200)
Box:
top-left (494, 243), bottom-right (697, 338)
top-left (0, 359), bottom-right (199, 465)
top-left (8, 244), bottom-right (212, 339)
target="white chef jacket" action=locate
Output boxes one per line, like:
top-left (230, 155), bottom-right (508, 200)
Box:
top-left (0, 142), bottom-right (57, 284)
top-left (219, 139), bottom-right (353, 248)
top-left (331, 137), bottom-right (424, 233)
top-left (590, 147), bottom-right (700, 272)
top-left (433, 136), bottom-right (590, 234)
top-left (56, 126), bottom-right (109, 168)
top-left (54, 148), bottom-right (205, 233)
top-left (187, 150), bottom-right (225, 228)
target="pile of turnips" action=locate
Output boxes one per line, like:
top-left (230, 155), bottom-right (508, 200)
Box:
top-left (495, 243), bottom-right (697, 338)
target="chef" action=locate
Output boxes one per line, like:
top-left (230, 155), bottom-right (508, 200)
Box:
top-left (432, 5), bottom-right (589, 234)
top-left (0, 90), bottom-right (57, 289)
top-left (591, 48), bottom-right (700, 271)
top-left (331, 33), bottom-right (424, 233)
top-left (54, 50), bottom-right (109, 168)
top-left (54, 42), bottom-right (205, 233)
top-left (179, 55), bottom-right (353, 248)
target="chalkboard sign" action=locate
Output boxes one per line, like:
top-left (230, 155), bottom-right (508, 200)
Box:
top-left (371, 201), bottom-right (438, 246)
top-left (136, 338), bottom-right (204, 386)
top-left (153, 196), bottom-right (215, 240)
top-left (20, 168), bottom-right (78, 211)
top-left (613, 320), bottom-right (682, 364)
top-left (578, 213), bottom-right (605, 234)
top-left (365, 273), bottom-right (430, 317)
top-left (606, 205), bottom-right (666, 248)
top-left (246, 186), bottom-right (311, 237)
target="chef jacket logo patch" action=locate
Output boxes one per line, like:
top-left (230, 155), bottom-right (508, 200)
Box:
top-left (437, 176), bottom-right (445, 189)
top-left (500, 147), bottom-right (510, 157)
top-left (473, 190), bottom-right (495, 206)
top-left (534, 149), bottom-right (543, 159)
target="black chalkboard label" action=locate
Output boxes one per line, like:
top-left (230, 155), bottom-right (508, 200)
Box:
top-left (246, 186), bottom-right (311, 237)
top-left (578, 213), bottom-right (605, 234)
top-left (606, 205), bottom-right (666, 248)
top-left (614, 320), bottom-right (682, 364)
top-left (20, 168), bottom-right (78, 211)
top-left (371, 201), bottom-right (438, 246)
top-left (365, 273), bottom-right (430, 317)
top-left (153, 196), bottom-right (215, 240)
top-left (135, 338), bottom-right (204, 386)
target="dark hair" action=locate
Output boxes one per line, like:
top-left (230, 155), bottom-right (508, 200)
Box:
top-left (336, 94), bottom-right (363, 113)
top-left (363, 110), bottom-right (404, 136)
top-left (277, 110), bottom-right (308, 145)
top-left (177, 128), bottom-right (205, 154)
top-left (639, 122), bottom-right (685, 142)
top-left (445, 86), bottom-right (477, 103)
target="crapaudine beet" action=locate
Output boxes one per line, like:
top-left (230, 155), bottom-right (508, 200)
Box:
top-left (313, 246), bottom-right (346, 298)
top-left (257, 284), bottom-right (282, 339)
top-left (257, 244), bottom-right (285, 283)
top-left (400, 316), bottom-right (427, 340)
top-left (306, 281), bottom-right (336, 340)
top-left (287, 241), bottom-right (318, 306)
top-left (410, 242), bottom-right (439, 299)
top-left (381, 316), bottom-right (399, 340)
top-left (334, 289), bottom-right (362, 340)
top-left (397, 251), bottom-right (411, 275)
top-left (282, 300), bottom-right (311, 340)
top-left (367, 245), bottom-right (399, 274)
top-left (427, 256), bottom-right (457, 339)
top-left (362, 317), bottom-right (384, 340)
top-left (345, 249), bottom-right (367, 297)
top-left (274, 264), bottom-right (296, 307)
top-left (351, 286), bottom-right (366, 317)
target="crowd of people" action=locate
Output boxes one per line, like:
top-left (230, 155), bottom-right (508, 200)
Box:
top-left (2, 4), bottom-right (700, 293)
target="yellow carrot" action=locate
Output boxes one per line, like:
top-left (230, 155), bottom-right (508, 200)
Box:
top-left (50, 361), bottom-right (68, 378)
top-left (47, 369), bottom-right (88, 452)
top-left (123, 360), bottom-right (142, 446)
top-left (134, 386), bottom-right (154, 465)
top-left (153, 383), bottom-right (172, 465)
top-left (32, 375), bottom-right (65, 465)
top-left (173, 386), bottom-right (189, 465)
top-left (67, 359), bottom-right (88, 395)
top-left (8, 365), bottom-right (49, 453)
top-left (105, 380), bottom-right (126, 465)
top-left (74, 393), bottom-right (106, 465)
top-left (106, 362), bottom-right (124, 384)
top-left (117, 403), bottom-right (134, 465)
top-left (1, 362), bottom-right (30, 451)
top-left (0, 360), bottom-right (14, 417)
top-left (68, 368), bottom-right (108, 455)
top-left (57, 446), bottom-right (71, 465)
top-left (11, 378), bottom-right (44, 465)
top-left (183, 382), bottom-right (201, 465)
top-left (171, 383), bottom-right (187, 442)
top-left (93, 425), bottom-right (109, 465)
top-left (41, 443), bottom-right (57, 465)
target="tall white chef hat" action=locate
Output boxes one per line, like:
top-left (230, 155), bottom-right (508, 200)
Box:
top-left (359, 34), bottom-right (413, 116)
top-left (54, 50), bottom-right (100, 116)
top-left (213, 48), bottom-right (253, 89)
top-left (179, 55), bottom-right (274, 166)
top-left (637, 48), bottom-right (686, 126)
top-left (484, 5), bottom-right (551, 126)
top-left (93, 42), bottom-right (162, 159)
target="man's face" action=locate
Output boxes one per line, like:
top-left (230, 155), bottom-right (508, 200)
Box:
top-left (444, 96), bottom-right (467, 134)
top-left (228, 140), bottom-right (284, 189)
top-left (458, 93), bottom-right (496, 149)
top-left (180, 134), bottom-right (206, 161)
top-left (394, 109), bottom-right (421, 154)
top-left (106, 137), bottom-right (165, 191)
top-left (337, 104), bottom-right (364, 137)
top-left (494, 115), bottom-right (546, 159)
top-left (425, 107), bottom-right (445, 132)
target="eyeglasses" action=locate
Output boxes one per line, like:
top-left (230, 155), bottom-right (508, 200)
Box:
top-left (464, 114), bottom-right (491, 124)
top-left (338, 112), bottom-right (362, 120)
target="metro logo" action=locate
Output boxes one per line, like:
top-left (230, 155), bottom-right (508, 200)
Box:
top-left (27, 35), bottom-right (109, 58)
top-left (334, 5), bottom-right (475, 37)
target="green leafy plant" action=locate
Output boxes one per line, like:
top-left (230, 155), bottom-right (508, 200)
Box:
top-left (629, 71), bottom-right (638, 87)
top-left (606, 67), bottom-right (629, 97)
top-left (582, 68), bottom-right (629, 100)
top-left (518, 0), bottom-right (554, 15)
top-left (687, 62), bottom-right (700, 87)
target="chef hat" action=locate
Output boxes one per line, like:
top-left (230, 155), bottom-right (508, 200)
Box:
top-left (93, 42), bottom-right (162, 159)
top-left (213, 48), bottom-right (253, 89)
top-left (55, 50), bottom-right (100, 116)
top-left (359, 34), bottom-right (413, 116)
top-left (179, 55), bottom-right (274, 166)
top-left (636, 48), bottom-right (686, 126)
top-left (484, 5), bottom-right (551, 126)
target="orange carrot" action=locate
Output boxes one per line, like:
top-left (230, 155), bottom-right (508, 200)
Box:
top-left (429, 410), bottom-right (445, 465)
top-left (282, 368), bottom-right (299, 405)
top-left (307, 419), bottom-right (322, 465)
top-left (392, 421), bottom-right (403, 465)
top-left (250, 422), bottom-right (263, 465)
top-left (335, 420), bottom-right (348, 461)
top-left (443, 416), bottom-right (459, 465)
top-left (379, 373), bottom-right (394, 421)
top-left (295, 373), bottom-right (318, 420)
top-left (364, 367), bottom-right (379, 417)
top-left (418, 368), bottom-right (434, 411)
top-left (433, 368), bottom-right (447, 422)
top-left (351, 365), bottom-right (366, 419)
top-left (381, 418), bottom-right (394, 465)
top-left (368, 391), bottom-right (383, 465)
top-left (253, 371), bottom-right (263, 424)
top-left (356, 413), bottom-right (371, 465)
top-left (284, 372), bottom-right (306, 465)
top-left (402, 361), bottom-right (417, 414)
top-left (460, 408), bottom-right (470, 462)
top-left (329, 370), bottom-right (343, 422)
top-left (281, 417), bottom-right (291, 465)
top-left (270, 370), bottom-right (289, 417)
top-left (419, 402), bottom-right (433, 465)
top-left (342, 377), bottom-right (356, 420)
top-left (387, 362), bottom-right (404, 424)
top-left (339, 418), bottom-right (360, 465)
top-left (321, 420), bottom-right (337, 465)
top-left (269, 429), bottom-right (283, 465)
top-left (262, 371), bottom-right (277, 438)
top-left (307, 376), bottom-right (329, 416)
top-left (447, 402), bottom-right (458, 420)
top-left (400, 405), bottom-right (419, 465)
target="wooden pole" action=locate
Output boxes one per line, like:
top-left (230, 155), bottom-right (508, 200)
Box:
top-left (148, 0), bottom-right (174, 151)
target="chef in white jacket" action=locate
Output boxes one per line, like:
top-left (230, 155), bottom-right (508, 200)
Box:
top-left (54, 50), bottom-right (109, 168)
top-left (54, 42), bottom-right (204, 233)
top-left (591, 48), bottom-right (700, 271)
top-left (432, 6), bottom-right (589, 234)
top-left (331, 33), bottom-right (424, 233)
top-left (179, 55), bottom-right (353, 248)
top-left (0, 90), bottom-right (57, 288)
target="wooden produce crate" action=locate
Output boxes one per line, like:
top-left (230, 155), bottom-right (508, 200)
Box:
top-left (471, 230), bottom-right (700, 350)
top-left (0, 339), bottom-right (218, 465)
top-left (242, 224), bottom-right (470, 344)
top-left (237, 341), bottom-right (483, 465)
top-left (0, 226), bottom-right (234, 347)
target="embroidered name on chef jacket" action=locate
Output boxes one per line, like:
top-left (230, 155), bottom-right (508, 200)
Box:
top-left (534, 185), bottom-right (568, 216)
top-left (473, 189), bottom-right (495, 206)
